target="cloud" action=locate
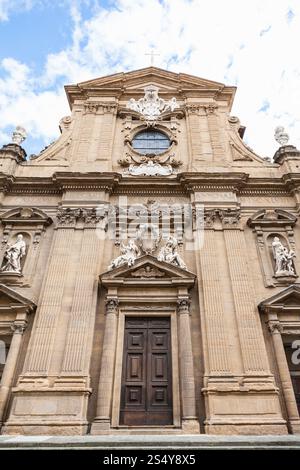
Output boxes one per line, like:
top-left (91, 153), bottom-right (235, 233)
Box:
top-left (0, 0), bottom-right (37, 21)
top-left (0, 0), bottom-right (300, 158)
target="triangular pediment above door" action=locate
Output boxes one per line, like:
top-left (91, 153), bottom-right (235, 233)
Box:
top-left (0, 283), bottom-right (36, 312)
top-left (259, 283), bottom-right (300, 313)
top-left (100, 254), bottom-right (195, 288)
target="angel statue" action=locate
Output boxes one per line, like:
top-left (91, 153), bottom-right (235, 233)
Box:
top-left (272, 236), bottom-right (296, 276)
top-left (0, 234), bottom-right (26, 274)
top-left (157, 236), bottom-right (187, 269)
top-left (108, 239), bottom-right (140, 270)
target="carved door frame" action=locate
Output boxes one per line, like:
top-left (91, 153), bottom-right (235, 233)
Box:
top-left (93, 254), bottom-right (198, 432)
top-left (112, 307), bottom-right (180, 427)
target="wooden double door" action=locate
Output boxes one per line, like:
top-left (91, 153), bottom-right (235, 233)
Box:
top-left (120, 317), bottom-right (173, 426)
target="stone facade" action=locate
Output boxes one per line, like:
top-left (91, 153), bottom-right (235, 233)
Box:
top-left (0, 67), bottom-right (299, 435)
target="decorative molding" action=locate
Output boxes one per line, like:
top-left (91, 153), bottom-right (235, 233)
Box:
top-left (126, 305), bottom-right (174, 311)
top-left (247, 209), bottom-right (297, 229)
top-left (230, 141), bottom-right (253, 162)
top-left (282, 329), bottom-right (300, 335)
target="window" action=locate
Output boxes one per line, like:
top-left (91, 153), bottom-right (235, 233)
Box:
top-left (131, 130), bottom-right (171, 155)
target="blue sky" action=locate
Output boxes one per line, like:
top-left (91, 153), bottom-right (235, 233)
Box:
top-left (0, 0), bottom-right (299, 158)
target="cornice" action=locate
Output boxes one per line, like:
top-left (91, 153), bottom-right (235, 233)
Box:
top-left (178, 172), bottom-right (249, 192)
top-left (282, 173), bottom-right (300, 192)
top-left (65, 67), bottom-right (236, 110)
top-left (52, 172), bottom-right (121, 192)
top-left (0, 171), bottom-right (300, 198)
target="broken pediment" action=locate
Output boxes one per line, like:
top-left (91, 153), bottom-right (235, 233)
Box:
top-left (100, 254), bottom-right (195, 288)
top-left (247, 209), bottom-right (297, 228)
top-left (259, 284), bottom-right (300, 313)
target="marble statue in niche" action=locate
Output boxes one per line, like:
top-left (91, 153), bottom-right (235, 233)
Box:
top-left (108, 239), bottom-right (140, 270)
top-left (157, 236), bottom-right (187, 269)
top-left (272, 236), bottom-right (296, 277)
top-left (0, 234), bottom-right (26, 274)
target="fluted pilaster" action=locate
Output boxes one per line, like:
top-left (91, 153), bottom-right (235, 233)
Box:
top-left (91, 298), bottom-right (119, 433)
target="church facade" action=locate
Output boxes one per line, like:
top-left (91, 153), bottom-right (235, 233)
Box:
top-left (0, 67), bottom-right (299, 436)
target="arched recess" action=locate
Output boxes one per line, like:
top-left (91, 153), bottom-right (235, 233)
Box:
top-left (259, 284), bottom-right (300, 434)
top-left (0, 284), bottom-right (36, 431)
top-left (90, 254), bottom-right (199, 434)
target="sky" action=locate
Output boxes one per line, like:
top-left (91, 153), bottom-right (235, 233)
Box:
top-left (0, 0), bottom-right (299, 159)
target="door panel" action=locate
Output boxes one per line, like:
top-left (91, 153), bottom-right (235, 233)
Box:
top-left (120, 317), bottom-right (173, 426)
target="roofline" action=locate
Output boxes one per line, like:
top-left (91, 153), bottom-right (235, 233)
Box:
top-left (64, 66), bottom-right (236, 111)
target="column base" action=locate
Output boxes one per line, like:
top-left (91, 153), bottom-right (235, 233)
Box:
top-left (289, 419), bottom-right (300, 434)
top-left (90, 417), bottom-right (111, 434)
top-left (181, 418), bottom-right (200, 433)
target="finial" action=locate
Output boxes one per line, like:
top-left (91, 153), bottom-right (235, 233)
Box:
top-left (11, 126), bottom-right (27, 146)
top-left (274, 126), bottom-right (289, 146)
